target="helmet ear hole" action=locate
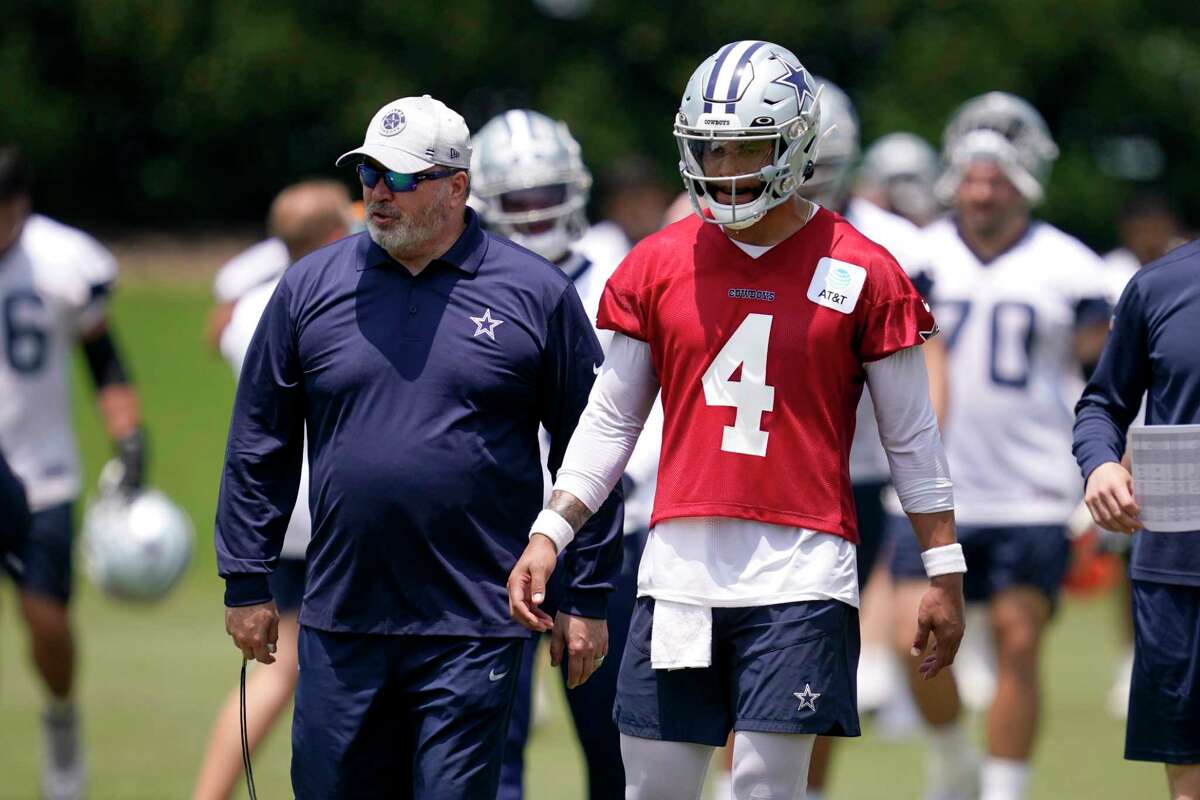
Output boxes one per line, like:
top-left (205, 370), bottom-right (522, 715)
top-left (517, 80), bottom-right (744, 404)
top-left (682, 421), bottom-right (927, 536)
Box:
top-left (801, 162), bottom-right (815, 182)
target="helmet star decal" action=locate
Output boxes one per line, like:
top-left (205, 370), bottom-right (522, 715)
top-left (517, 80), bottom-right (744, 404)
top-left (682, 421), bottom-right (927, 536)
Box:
top-left (770, 59), bottom-right (812, 112)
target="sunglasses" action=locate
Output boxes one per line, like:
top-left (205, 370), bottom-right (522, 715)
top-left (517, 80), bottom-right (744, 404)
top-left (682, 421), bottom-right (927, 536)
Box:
top-left (357, 163), bottom-right (459, 193)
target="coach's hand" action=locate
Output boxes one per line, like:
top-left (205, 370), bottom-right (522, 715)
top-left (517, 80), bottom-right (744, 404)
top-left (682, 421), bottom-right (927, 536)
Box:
top-left (225, 601), bottom-right (280, 664)
top-left (1085, 461), bottom-right (1142, 535)
top-left (550, 612), bottom-right (609, 689)
top-left (508, 534), bottom-right (557, 633)
top-left (912, 573), bottom-right (964, 680)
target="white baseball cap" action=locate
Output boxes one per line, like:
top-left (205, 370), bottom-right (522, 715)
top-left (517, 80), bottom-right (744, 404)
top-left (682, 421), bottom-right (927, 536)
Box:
top-left (336, 95), bottom-right (472, 173)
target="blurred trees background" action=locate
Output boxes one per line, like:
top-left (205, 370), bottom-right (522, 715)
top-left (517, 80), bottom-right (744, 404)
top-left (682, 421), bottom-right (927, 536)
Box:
top-left (2, 0), bottom-right (1199, 249)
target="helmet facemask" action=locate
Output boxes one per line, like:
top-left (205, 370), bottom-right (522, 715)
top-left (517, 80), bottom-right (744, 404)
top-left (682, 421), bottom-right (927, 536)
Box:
top-left (675, 104), bottom-right (820, 230)
top-left (478, 182), bottom-right (587, 262)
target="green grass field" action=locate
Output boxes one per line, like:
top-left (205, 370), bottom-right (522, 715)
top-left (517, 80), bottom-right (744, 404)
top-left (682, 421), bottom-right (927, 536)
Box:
top-left (0, 278), bottom-right (1163, 798)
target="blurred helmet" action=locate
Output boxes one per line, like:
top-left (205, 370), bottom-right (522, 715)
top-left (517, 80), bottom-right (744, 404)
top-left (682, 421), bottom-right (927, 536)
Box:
top-left (83, 461), bottom-right (193, 602)
top-left (858, 132), bottom-right (940, 224)
top-left (470, 109), bottom-right (592, 262)
top-left (795, 76), bottom-right (859, 208)
top-left (675, 41), bottom-right (823, 230)
top-left (935, 92), bottom-right (1059, 205)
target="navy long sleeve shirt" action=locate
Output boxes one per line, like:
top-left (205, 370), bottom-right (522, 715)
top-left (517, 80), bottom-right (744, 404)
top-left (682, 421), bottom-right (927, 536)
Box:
top-left (1073, 239), bottom-right (1200, 586)
top-left (216, 209), bottom-right (624, 636)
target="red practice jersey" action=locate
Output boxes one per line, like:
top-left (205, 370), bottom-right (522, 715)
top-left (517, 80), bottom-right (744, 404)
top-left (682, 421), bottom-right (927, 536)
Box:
top-left (596, 208), bottom-right (936, 543)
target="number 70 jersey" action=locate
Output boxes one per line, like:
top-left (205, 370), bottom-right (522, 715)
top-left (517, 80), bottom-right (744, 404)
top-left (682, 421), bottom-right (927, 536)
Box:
top-left (923, 218), bottom-right (1109, 525)
top-left (596, 208), bottom-right (936, 544)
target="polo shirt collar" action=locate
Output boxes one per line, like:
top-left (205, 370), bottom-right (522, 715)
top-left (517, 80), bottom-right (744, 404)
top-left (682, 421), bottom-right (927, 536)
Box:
top-left (359, 208), bottom-right (487, 275)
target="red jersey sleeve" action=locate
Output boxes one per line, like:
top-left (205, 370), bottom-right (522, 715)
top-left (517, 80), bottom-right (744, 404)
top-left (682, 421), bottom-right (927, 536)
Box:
top-left (856, 255), bottom-right (939, 362)
top-left (596, 249), bottom-right (650, 342)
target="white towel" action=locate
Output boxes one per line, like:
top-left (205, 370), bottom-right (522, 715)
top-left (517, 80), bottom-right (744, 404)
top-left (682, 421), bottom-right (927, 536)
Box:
top-left (650, 599), bottom-right (713, 670)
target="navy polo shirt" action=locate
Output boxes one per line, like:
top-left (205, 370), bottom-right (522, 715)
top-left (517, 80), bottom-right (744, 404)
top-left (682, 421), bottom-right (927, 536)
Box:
top-left (1074, 239), bottom-right (1200, 586)
top-left (216, 209), bottom-right (624, 636)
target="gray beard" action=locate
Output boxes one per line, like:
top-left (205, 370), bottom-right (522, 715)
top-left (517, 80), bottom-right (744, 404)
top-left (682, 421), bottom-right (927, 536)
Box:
top-left (366, 191), bottom-right (450, 259)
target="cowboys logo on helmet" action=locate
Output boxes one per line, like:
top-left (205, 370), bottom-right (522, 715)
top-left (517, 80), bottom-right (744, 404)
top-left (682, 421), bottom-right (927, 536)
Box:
top-left (794, 76), bottom-right (859, 210)
top-left (675, 41), bottom-right (823, 230)
top-left (82, 460), bottom-right (193, 602)
top-left (470, 109), bottom-right (592, 262)
top-left (857, 132), bottom-right (941, 226)
top-left (935, 92), bottom-right (1059, 205)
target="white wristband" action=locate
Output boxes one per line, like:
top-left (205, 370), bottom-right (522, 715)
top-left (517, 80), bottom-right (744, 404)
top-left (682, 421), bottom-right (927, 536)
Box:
top-left (530, 509), bottom-right (575, 554)
top-left (921, 543), bottom-right (967, 577)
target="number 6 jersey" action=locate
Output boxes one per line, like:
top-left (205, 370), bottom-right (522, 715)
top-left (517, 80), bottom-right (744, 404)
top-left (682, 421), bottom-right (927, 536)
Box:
top-left (596, 207), bottom-right (935, 544)
top-left (0, 214), bottom-right (117, 511)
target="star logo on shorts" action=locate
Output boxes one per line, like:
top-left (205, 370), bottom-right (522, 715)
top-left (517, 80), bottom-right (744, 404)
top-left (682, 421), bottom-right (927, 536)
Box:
top-left (470, 308), bottom-right (505, 340)
top-left (793, 684), bottom-right (820, 712)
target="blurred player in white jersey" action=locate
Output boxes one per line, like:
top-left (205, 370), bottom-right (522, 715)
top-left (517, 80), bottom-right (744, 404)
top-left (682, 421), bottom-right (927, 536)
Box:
top-left (886, 94), bottom-right (1112, 800)
top-left (791, 77), bottom-right (948, 800)
top-left (0, 145), bottom-right (146, 800)
top-left (191, 180), bottom-right (350, 800)
top-left (856, 132), bottom-right (943, 228)
top-left (204, 236), bottom-right (288, 350)
top-left (471, 108), bottom-right (663, 800)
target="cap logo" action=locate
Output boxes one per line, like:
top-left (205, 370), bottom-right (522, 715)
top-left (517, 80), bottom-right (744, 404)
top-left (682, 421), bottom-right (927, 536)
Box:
top-left (380, 109), bottom-right (406, 137)
top-left (448, 147), bottom-right (461, 160)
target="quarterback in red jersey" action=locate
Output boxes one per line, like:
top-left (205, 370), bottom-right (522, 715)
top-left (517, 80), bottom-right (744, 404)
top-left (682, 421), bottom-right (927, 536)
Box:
top-left (509, 40), bottom-right (965, 800)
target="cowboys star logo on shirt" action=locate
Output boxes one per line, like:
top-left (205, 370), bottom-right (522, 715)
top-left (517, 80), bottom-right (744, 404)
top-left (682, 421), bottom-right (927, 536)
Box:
top-left (469, 308), bottom-right (504, 340)
top-left (380, 109), bottom-right (406, 136)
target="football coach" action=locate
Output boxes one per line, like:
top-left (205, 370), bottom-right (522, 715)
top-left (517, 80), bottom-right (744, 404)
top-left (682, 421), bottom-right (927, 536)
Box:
top-left (216, 95), bottom-right (623, 799)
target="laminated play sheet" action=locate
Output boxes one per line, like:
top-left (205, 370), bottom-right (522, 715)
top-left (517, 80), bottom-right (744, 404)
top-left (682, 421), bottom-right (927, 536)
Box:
top-left (1131, 424), bottom-right (1200, 532)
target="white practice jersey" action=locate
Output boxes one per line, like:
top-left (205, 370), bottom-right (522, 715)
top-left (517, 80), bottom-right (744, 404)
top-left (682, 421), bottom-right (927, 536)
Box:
top-left (1101, 247), bottom-right (1140, 307)
top-left (844, 197), bottom-right (932, 483)
top-left (212, 237), bottom-right (289, 303)
top-left (925, 217), bottom-right (1109, 525)
top-left (220, 278), bottom-right (312, 558)
top-left (546, 233), bottom-right (663, 534)
top-left (0, 214), bottom-right (117, 510)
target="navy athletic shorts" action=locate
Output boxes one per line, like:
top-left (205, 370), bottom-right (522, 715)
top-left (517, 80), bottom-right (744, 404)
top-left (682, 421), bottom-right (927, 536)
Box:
top-left (614, 597), bottom-right (861, 747)
top-left (268, 557), bottom-right (306, 613)
top-left (291, 627), bottom-right (523, 799)
top-left (1125, 580), bottom-right (1200, 764)
top-left (853, 480), bottom-right (889, 590)
top-left (888, 516), bottom-right (1070, 606)
top-left (2, 502), bottom-right (74, 603)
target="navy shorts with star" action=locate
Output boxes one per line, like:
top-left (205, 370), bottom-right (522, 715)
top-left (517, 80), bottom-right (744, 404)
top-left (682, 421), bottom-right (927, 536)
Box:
top-left (614, 597), bottom-right (860, 746)
top-left (887, 515), bottom-right (1070, 606)
top-left (1126, 580), bottom-right (1200, 764)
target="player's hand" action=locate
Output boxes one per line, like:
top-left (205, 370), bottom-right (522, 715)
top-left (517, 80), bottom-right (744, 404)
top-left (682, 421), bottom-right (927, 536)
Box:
top-left (225, 601), bottom-right (279, 664)
top-left (911, 573), bottom-right (964, 680)
top-left (1084, 461), bottom-right (1141, 535)
top-left (507, 534), bottom-right (557, 632)
top-left (550, 612), bottom-right (609, 689)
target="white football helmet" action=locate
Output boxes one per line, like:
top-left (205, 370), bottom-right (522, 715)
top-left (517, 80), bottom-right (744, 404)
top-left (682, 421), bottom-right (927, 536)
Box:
top-left (936, 92), bottom-right (1059, 205)
top-left (470, 109), bottom-right (592, 262)
top-left (858, 132), bottom-right (940, 225)
top-left (795, 76), bottom-right (859, 209)
top-left (82, 461), bottom-right (193, 602)
top-left (675, 41), bottom-right (823, 230)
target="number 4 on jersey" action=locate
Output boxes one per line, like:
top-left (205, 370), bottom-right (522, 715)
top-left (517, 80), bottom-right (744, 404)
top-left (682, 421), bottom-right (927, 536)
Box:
top-left (701, 313), bottom-right (775, 457)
